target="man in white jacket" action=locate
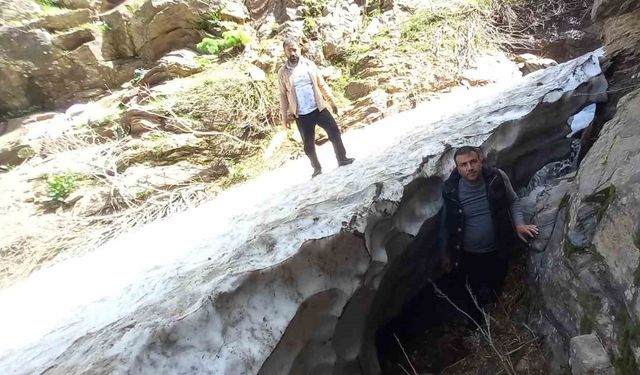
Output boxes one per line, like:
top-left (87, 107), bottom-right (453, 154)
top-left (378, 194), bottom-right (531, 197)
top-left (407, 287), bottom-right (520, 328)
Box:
top-left (277, 38), bottom-right (354, 178)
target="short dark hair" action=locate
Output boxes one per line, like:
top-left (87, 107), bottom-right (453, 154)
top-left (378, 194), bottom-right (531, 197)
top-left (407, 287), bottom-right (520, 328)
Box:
top-left (283, 37), bottom-right (299, 49)
top-left (453, 146), bottom-right (481, 164)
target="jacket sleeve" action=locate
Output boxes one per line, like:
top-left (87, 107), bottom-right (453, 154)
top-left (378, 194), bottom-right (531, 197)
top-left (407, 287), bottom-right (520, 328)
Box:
top-left (277, 70), bottom-right (290, 123)
top-left (312, 62), bottom-right (338, 108)
top-left (498, 169), bottom-right (525, 227)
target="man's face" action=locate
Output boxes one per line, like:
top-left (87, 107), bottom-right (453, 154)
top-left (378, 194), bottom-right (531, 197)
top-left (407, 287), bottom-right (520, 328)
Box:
top-left (284, 43), bottom-right (300, 65)
top-left (455, 151), bottom-right (482, 183)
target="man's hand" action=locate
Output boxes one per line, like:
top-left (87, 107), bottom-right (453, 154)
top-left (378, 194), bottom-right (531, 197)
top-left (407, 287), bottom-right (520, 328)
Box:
top-left (441, 256), bottom-right (453, 273)
top-left (516, 224), bottom-right (539, 242)
top-left (284, 113), bottom-right (295, 129)
top-left (331, 104), bottom-right (339, 116)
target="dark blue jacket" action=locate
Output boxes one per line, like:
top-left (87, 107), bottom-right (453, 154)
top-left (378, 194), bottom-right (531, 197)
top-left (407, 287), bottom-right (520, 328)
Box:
top-left (440, 166), bottom-right (518, 267)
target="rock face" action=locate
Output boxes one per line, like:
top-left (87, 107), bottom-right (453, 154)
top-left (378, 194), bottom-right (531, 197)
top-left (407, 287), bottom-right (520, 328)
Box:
top-left (0, 52), bottom-right (607, 374)
top-left (0, 0), bottom-right (41, 24)
top-left (0, 0), bottom-right (219, 112)
top-left (570, 334), bottom-right (614, 374)
top-left (0, 24), bottom-right (137, 112)
top-left (139, 49), bottom-right (203, 86)
top-left (526, 86), bottom-right (640, 374)
top-left (518, 3), bottom-right (640, 373)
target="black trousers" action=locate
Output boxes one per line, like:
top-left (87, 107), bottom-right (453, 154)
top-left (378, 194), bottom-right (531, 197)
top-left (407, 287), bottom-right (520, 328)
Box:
top-left (295, 109), bottom-right (347, 170)
top-left (458, 250), bottom-right (509, 322)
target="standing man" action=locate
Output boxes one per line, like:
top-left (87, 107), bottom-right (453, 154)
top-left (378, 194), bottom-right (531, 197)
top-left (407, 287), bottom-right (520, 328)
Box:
top-left (440, 146), bottom-right (538, 320)
top-left (277, 38), bottom-right (354, 178)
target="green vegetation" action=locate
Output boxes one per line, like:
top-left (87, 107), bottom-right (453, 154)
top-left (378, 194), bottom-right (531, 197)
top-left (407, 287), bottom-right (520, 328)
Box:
top-left (225, 161), bottom-right (250, 186)
top-left (584, 185), bottom-right (616, 222)
top-left (303, 18), bottom-right (319, 40)
top-left (327, 0), bottom-right (517, 106)
top-left (46, 173), bottom-right (79, 201)
top-left (301, 0), bottom-right (325, 17)
top-left (195, 55), bottom-right (216, 68)
top-left (399, 1), bottom-right (499, 71)
top-left (132, 68), bottom-right (146, 84)
top-left (172, 71), bottom-right (278, 136)
top-left (613, 312), bottom-right (640, 374)
top-left (195, 9), bottom-right (222, 31)
top-left (96, 21), bottom-right (111, 32)
top-left (196, 29), bottom-right (252, 55)
top-left (35, 0), bottom-right (61, 8)
top-left (300, 0), bottom-right (325, 41)
top-left (559, 193), bottom-right (571, 209)
top-left (577, 290), bottom-right (600, 334)
top-left (125, 0), bottom-right (145, 13)
top-left (563, 237), bottom-right (583, 258)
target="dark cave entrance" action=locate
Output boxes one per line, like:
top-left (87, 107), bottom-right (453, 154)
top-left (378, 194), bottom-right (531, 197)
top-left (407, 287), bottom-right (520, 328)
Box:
top-left (375, 250), bottom-right (546, 374)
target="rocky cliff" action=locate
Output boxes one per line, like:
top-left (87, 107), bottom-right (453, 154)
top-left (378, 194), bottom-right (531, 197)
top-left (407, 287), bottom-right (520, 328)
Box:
top-left (522, 2), bottom-right (640, 373)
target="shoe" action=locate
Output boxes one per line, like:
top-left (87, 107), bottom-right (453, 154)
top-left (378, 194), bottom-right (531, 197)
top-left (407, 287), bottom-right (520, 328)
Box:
top-left (312, 169), bottom-right (322, 178)
top-left (338, 157), bottom-right (355, 167)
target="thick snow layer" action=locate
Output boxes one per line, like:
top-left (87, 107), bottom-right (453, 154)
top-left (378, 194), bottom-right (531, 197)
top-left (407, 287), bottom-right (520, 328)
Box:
top-left (0, 52), bottom-right (607, 375)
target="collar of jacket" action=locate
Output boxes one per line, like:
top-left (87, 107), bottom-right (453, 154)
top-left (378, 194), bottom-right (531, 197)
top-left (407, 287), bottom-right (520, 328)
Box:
top-left (442, 166), bottom-right (499, 198)
top-left (285, 57), bottom-right (311, 71)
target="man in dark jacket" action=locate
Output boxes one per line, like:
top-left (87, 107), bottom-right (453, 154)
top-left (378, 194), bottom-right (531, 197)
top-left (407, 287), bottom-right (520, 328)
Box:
top-left (440, 146), bottom-right (538, 319)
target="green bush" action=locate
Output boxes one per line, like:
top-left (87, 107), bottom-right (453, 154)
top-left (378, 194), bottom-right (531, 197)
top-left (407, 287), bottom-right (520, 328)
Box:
top-left (96, 21), bottom-right (111, 32)
top-left (46, 173), bottom-right (78, 201)
top-left (36, 0), bottom-right (61, 7)
top-left (196, 29), bottom-right (252, 55)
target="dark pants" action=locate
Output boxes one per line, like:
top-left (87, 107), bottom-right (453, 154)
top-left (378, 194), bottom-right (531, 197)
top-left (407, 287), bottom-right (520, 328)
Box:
top-left (295, 109), bottom-right (347, 170)
top-left (458, 250), bottom-right (509, 323)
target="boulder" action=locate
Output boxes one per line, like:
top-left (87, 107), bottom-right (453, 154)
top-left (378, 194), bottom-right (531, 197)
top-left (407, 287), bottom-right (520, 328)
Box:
top-left (51, 28), bottom-right (95, 51)
top-left (0, 25), bottom-right (135, 112)
top-left (30, 9), bottom-right (93, 32)
top-left (515, 53), bottom-right (558, 75)
top-left (345, 80), bottom-right (376, 100)
top-left (0, 52), bottom-right (609, 375)
top-left (69, 187), bottom-right (112, 216)
top-left (128, 0), bottom-right (207, 61)
top-left (121, 108), bottom-right (166, 135)
top-left (320, 0), bottom-right (362, 59)
top-left (570, 334), bottom-right (614, 375)
top-left (219, 2), bottom-right (250, 23)
top-left (0, 0), bottom-right (41, 24)
top-left (100, 8), bottom-right (137, 60)
top-left (58, 0), bottom-right (110, 10)
top-left (139, 49), bottom-right (203, 86)
top-left (592, 0), bottom-right (640, 21)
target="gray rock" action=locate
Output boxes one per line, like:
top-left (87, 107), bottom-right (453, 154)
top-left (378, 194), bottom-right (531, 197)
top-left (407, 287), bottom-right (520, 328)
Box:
top-left (320, 0), bottom-right (361, 59)
top-left (30, 9), bottom-right (93, 32)
top-left (528, 86), bottom-right (640, 375)
top-left (0, 0), bottom-right (41, 24)
top-left (70, 187), bottom-right (111, 216)
top-left (139, 49), bottom-right (203, 86)
top-left (345, 80), bottom-right (376, 100)
top-left (100, 8), bottom-right (137, 60)
top-left (570, 334), bottom-right (614, 374)
top-left (128, 0), bottom-right (207, 61)
top-left (51, 28), bottom-right (95, 51)
top-left (0, 25), bottom-right (135, 112)
top-left (515, 53), bottom-right (558, 75)
top-left (592, 0), bottom-right (640, 21)
top-left (219, 2), bottom-right (250, 23)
